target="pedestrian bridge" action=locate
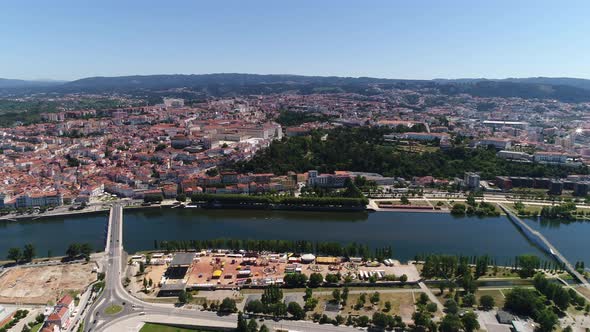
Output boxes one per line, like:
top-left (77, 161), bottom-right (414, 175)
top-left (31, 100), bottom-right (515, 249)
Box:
top-left (499, 204), bottom-right (589, 288)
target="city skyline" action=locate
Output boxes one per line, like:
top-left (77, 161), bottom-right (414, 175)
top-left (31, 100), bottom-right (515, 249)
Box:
top-left (2, 0), bottom-right (590, 80)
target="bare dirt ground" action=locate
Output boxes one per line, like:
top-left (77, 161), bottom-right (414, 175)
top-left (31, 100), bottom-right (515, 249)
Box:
top-left (0, 263), bottom-right (95, 304)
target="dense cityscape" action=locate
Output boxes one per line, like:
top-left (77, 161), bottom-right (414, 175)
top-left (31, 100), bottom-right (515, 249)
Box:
top-left (0, 85), bottom-right (589, 210)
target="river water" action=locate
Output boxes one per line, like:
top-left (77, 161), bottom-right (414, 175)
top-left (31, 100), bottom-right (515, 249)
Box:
top-left (5, 208), bottom-right (584, 264)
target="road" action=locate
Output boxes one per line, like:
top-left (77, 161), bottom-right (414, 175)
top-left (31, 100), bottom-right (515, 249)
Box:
top-left (84, 204), bottom-right (358, 332)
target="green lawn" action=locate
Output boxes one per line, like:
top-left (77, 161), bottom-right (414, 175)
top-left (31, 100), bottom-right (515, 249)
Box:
top-left (104, 304), bottom-right (123, 315)
top-left (31, 323), bottom-right (43, 332)
top-left (475, 289), bottom-right (506, 308)
top-left (139, 323), bottom-right (216, 332)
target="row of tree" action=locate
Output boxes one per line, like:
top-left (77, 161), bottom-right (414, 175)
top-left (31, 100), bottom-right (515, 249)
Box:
top-left (6, 244), bottom-right (35, 263)
top-left (420, 254), bottom-right (546, 280)
top-left (154, 238), bottom-right (391, 260)
top-left (190, 193), bottom-right (368, 207)
top-left (6, 242), bottom-right (93, 264)
top-left (540, 202), bottom-right (578, 220)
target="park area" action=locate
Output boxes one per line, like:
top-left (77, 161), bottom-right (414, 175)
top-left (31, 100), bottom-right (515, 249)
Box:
top-left (309, 290), bottom-right (422, 323)
top-left (0, 263), bottom-right (95, 304)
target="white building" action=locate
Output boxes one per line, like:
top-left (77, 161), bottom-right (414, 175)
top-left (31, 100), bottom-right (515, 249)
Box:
top-left (464, 172), bottom-right (480, 190)
top-left (14, 192), bottom-right (63, 208)
top-left (163, 98), bottom-right (185, 108)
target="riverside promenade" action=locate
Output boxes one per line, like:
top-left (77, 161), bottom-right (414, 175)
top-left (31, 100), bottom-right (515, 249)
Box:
top-left (499, 204), bottom-right (589, 288)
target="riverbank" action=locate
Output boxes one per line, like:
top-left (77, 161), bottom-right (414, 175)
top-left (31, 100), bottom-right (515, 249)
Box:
top-left (0, 206), bottom-right (109, 222)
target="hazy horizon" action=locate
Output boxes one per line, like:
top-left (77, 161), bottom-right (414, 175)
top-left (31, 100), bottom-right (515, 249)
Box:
top-left (2, 0), bottom-right (590, 81)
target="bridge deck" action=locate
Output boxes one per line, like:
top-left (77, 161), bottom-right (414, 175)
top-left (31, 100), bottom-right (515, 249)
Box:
top-left (499, 204), bottom-right (589, 288)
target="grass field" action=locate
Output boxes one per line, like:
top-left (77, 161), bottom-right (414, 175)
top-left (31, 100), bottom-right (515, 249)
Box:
top-left (139, 323), bottom-right (215, 332)
top-left (311, 291), bottom-right (418, 322)
top-left (104, 304), bottom-right (123, 315)
top-left (475, 289), bottom-right (506, 308)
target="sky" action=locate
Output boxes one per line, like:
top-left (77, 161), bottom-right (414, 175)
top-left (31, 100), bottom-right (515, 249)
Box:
top-left (1, 0), bottom-right (590, 81)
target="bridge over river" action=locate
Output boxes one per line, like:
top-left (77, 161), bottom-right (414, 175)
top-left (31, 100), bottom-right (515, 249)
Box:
top-left (499, 204), bottom-right (589, 288)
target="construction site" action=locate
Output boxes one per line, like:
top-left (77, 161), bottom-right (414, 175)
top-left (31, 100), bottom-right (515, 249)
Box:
top-left (0, 263), bottom-right (96, 304)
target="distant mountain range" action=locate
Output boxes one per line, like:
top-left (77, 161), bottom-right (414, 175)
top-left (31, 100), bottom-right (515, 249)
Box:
top-left (0, 78), bottom-right (66, 89)
top-left (1, 74), bottom-right (590, 103)
top-left (434, 77), bottom-right (590, 91)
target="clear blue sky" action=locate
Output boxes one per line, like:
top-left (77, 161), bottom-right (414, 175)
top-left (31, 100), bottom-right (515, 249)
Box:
top-left (1, 0), bottom-right (589, 81)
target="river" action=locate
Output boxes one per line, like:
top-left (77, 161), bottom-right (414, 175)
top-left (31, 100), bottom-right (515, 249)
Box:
top-left (3, 208), bottom-right (580, 264)
top-left (523, 217), bottom-right (590, 267)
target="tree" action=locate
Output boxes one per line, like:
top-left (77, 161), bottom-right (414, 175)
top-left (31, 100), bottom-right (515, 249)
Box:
top-left (384, 301), bottom-right (392, 312)
top-left (259, 325), bottom-right (269, 332)
top-left (66, 243), bottom-right (81, 258)
top-left (341, 286), bottom-right (349, 305)
top-left (325, 273), bottom-right (339, 283)
top-left (270, 302), bottom-right (287, 318)
top-left (480, 294), bottom-right (495, 310)
top-left (206, 168), bottom-right (219, 177)
top-left (553, 287), bottom-right (571, 311)
top-left (308, 273), bottom-right (323, 288)
top-left (370, 292), bottom-right (380, 305)
top-left (176, 193), bottom-right (187, 202)
top-left (537, 308), bottom-right (558, 332)
top-left (475, 256), bottom-right (489, 278)
top-left (451, 203), bottom-right (466, 215)
top-left (245, 299), bottom-right (264, 313)
top-left (7, 247), bottom-right (21, 263)
top-left (355, 293), bottom-right (367, 310)
top-left (261, 285), bottom-right (283, 305)
top-left (460, 270), bottom-right (478, 293)
top-left (426, 302), bottom-right (438, 313)
top-left (517, 255), bottom-right (540, 278)
top-left (237, 312), bottom-right (248, 332)
top-left (400, 196), bottom-right (410, 205)
top-left (356, 315), bottom-right (370, 327)
top-left (418, 293), bottom-right (430, 305)
top-left (80, 243), bottom-right (92, 260)
top-left (219, 297), bottom-right (238, 313)
top-left (22, 244), bottom-right (35, 262)
top-left (462, 293), bottom-right (476, 307)
top-left (368, 273), bottom-right (377, 284)
top-left (247, 318), bottom-right (258, 332)
top-left (412, 310), bottom-right (432, 328)
top-left (399, 274), bottom-right (408, 283)
top-left (284, 273), bottom-right (308, 288)
top-left (461, 311), bottom-right (480, 332)
top-left (440, 314), bottom-right (463, 332)
top-left (444, 299), bottom-right (459, 315)
top-left (372, 312), bottom-right (389, 328)
top-left (466, 193), bottom-right (477, 207)
top-left (178, 290), bottom-right (188, 304)
top-left (504, 287), bottom-right (544, 317)
top-left (332, 289), bottom-right (341, 303)
top-left (287, 302), bottom-right (305, 320)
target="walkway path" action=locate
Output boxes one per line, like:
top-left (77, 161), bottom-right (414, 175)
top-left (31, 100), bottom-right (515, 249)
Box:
top-left (418, 282), bottom-right (444, 311)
